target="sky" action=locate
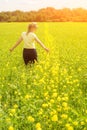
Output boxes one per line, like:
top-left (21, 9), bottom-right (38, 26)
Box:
top-left (0, 0), bottom-right (87, 12)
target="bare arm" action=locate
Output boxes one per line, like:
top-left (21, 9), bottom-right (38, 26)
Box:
top-left (10, 36), bottom-right (23, 52)
top-left (35, 37), bottom-right (49, 52)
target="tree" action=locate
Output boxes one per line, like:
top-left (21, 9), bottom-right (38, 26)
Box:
top-left (0, 7), bottom-right (87, 22)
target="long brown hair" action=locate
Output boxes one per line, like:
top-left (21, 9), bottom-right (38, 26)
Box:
top-left (27, 22), bottom-right (37, 34)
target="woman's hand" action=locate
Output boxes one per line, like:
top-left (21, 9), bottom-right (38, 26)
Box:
top-left (44, 47), bottom-right (49, 52)
top-left (35, 37), bottom-right (49, 53)
top-left (9, 48), bottom-right (13, 52)
top-left (9, 36), bottom-right (23, 52)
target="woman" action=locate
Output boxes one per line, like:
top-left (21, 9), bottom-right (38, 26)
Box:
top-left (10, 22), bottom-right (49, 65)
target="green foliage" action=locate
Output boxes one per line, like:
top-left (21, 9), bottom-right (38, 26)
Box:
top-left (0, 22), bottom-right (87, 130)
top-left (0, 7), bottom-right (87, 22)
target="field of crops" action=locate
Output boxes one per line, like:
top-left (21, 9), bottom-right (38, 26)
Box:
top-left (0, 22), bottom-right (87, 130)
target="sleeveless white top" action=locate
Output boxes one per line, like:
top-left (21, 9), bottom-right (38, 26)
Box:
top-left (21, 32), bottom-right (37, 49)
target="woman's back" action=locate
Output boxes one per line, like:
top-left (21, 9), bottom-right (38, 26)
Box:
top-left (21, 32), bottom-right (37, 49)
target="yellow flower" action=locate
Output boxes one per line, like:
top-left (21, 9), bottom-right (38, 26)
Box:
top-left (10, 109), bottom-right (16, 114)
top-left (4, 104), bottom-right (7, 108)
top-left (52, 93), bottom-right (58, 98)
top-left (67, 126), bottom-right (74, 130)
top-left (13, 67), bottom-right (17, 70)
top-left (51, 115), bottom-right (58, 122)
top-left (50, 109), bottom-right (57, 115)
top-left (66, 124), bottom-right (70, 127)
top-left (21, 73), bottom-right (25, 78)
top-left (38, 109), bottom-right (43, 115)
top-left (42, 103), bottom-right (48, 108)
top-left (36, 128), bottom-right (42, 130)
top-left (57, 96), bottom-right (61, 102)
top-left (6, 62), bottom-right (9, 67)
top-left (62, 102), bottom-right (68, 107)
top-left (62, 96), bottom-right (68, 101)
top-left (73, 121), bottom-right (78, 126)
top-left (25, 94), bottom-right (31, 99)
top-left (8, 126), bottom-right (14, 130)
top-left (68, 118), bottom-right (72, 122)
top-left (0, 95), bottom-right (2, 99)
top-left (6, 118), bottom-right (11, 123)
top-left (61, 114), bottom-right (68, 119)
top-left (39, 78), bottom-right (44, 83)
top-left (27, 116), bottom-right (35, 122)
top-left (77, 83), bottom-right (79, 87)
top-left (63, 85), bottom-right (67, 88)
top-left (73, 79), bottom-right (79, 83)
top-left (85, 110), bottom-right (87, 114)
top-left (36, 123), bottom-right (41, 128)
top-left (44, 92), bottom-right (48, 97)
top-left (85, 119), bottom-right (87, 123)
top-left (14, 91), bottom-right (18, 95)
top-left (81, 121), bottom-right (85, 125)
top-left (13, 104), bottom-right (18, 109)
top-left (63, 68), bottom-right (67, 74)
top-left (66, 124), bottom-right (74, 130)
top-left (78, 68), bottom-right (82, 72)
top-left (50, 99), bottom-right (55, 103)
top-left (57, 107), bottom-right (62, 112)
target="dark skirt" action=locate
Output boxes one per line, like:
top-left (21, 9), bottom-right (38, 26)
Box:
top-left (23, 48), bottom-right (37, 65)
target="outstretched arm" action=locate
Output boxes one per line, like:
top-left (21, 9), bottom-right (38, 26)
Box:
top-left (10, 36), bottom-right (23, 52)
top-left (35, 37), bottom-right (49, 52)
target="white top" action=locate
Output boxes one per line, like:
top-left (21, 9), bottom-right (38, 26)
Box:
top-left (21, 32), bottom-right (37, 49)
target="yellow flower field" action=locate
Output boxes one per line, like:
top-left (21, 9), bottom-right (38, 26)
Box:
top-left (0, 22), bottom-right (87, 130)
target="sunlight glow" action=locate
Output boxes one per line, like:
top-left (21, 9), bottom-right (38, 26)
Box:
top-left (0, 0), bottom-right (87, 11)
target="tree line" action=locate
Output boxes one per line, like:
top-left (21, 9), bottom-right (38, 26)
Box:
top-left (0, 7), bottom-right (87, 22)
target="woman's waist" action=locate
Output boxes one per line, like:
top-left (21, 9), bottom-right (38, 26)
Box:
top-left (23, 48), bottom-right (36, 50)
top-left (23, 48), bottom-right (37, 55)
top-left (24, 42), bottom-right (35, 47)
top-left (23, 45), bottom-right (36, 49)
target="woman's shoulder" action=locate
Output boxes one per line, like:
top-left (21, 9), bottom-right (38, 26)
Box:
top-left (21, 32), bottom-right (27, 37)
top-left (22, 32), bottom-right (26, 35)
top-left (29, 32), bottom-right (37, 37)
